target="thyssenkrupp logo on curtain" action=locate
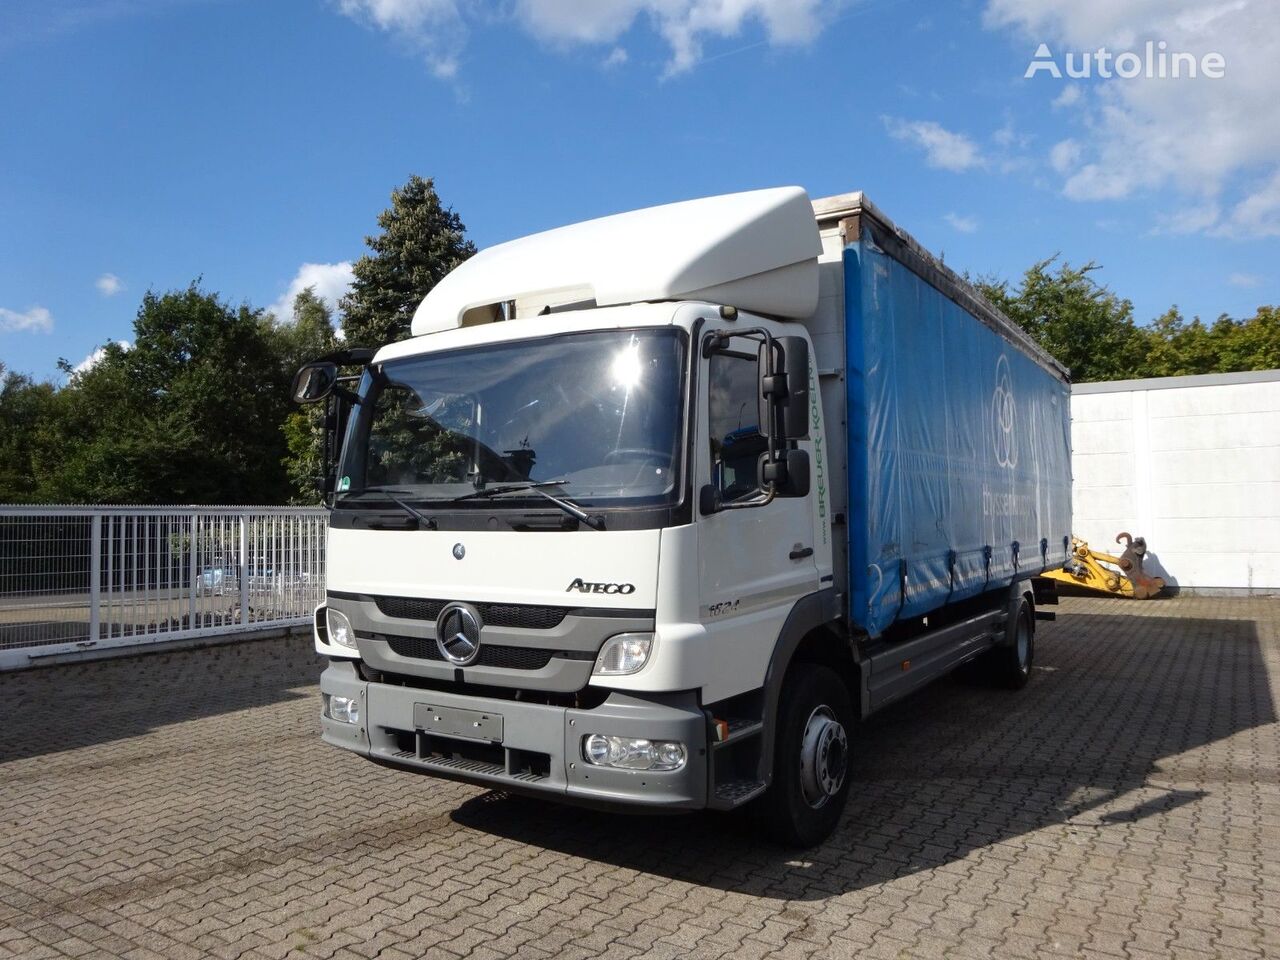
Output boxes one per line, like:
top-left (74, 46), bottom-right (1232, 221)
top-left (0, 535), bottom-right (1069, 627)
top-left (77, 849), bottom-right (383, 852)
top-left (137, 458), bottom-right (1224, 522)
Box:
top-left (992, 355), bottom-right (1018, 470)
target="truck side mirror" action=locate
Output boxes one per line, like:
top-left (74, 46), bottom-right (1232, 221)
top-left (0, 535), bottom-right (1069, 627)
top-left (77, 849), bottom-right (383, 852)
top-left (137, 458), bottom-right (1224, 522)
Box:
top-left (776, 336), bottom-right (810, 440)
top-left (760, 449), bottom-right (810, 498)
top-left (291, 361), bottom-right (339, 404)
top-left (699, 484), bottom-right (721, 516)
top-left (783, 448), bottom-right (810, 497)
top-left (758, 336), bottom-right (810, 441)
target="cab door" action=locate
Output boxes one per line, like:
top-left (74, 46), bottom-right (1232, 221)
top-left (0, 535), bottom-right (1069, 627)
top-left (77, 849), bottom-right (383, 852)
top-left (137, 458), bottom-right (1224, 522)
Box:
top-left (696, 324), bottom-right (820, 704)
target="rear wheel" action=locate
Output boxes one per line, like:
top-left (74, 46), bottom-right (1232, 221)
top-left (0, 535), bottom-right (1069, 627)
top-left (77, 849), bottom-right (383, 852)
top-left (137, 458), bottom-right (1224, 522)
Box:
top-left (989, 598), bottom-right (1034, 689)
top-left (760, 663), bottom-right (854, 847)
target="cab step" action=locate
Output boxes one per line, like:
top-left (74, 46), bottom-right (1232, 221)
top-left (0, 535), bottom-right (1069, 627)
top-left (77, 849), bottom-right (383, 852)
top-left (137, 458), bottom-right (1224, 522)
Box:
top-left (713, 778), bottom-right (767, 806)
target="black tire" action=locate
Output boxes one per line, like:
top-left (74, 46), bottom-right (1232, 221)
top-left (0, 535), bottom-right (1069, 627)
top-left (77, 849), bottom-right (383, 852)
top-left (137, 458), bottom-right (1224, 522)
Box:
top-left (759, 663), bottom-right (854, 847)
top-left (990, 598), bottom-right (1034, 689)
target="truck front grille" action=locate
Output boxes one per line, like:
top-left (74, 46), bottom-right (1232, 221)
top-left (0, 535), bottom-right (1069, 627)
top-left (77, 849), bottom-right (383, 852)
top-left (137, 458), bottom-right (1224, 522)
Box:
top-left (374, 595), bottom-right (568, 630)
top-left (380, 633), bottom-right (557, 670)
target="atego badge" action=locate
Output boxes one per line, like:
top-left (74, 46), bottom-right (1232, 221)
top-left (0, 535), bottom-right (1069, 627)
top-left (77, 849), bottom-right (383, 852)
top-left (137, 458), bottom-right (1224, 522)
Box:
top-left (566, 578), bottom-right (636, 595)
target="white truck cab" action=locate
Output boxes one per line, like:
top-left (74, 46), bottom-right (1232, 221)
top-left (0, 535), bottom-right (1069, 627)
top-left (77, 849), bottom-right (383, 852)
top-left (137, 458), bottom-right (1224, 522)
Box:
top-left (296, 187), bottom-right (1067, 846)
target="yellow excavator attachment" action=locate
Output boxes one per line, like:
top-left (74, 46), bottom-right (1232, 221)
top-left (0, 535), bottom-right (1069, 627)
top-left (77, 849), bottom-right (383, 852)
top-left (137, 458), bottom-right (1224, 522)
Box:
top-left (1043, 533), bottom-right (1166, 599)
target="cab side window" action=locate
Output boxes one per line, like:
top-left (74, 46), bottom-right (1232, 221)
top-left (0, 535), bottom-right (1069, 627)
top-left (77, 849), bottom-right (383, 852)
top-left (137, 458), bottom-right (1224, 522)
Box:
top-left (708, 348), bottom-right (765, 502)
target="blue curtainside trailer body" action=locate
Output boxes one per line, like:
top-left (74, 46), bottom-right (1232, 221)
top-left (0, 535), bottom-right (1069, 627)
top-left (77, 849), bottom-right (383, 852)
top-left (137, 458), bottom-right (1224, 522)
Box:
top-left (835, 202), bottom-right (1072, 638)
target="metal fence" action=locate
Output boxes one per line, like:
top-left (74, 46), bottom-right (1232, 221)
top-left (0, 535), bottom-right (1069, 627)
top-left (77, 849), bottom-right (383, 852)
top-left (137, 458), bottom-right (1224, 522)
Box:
top-left (0, 506), bottom-right (327, 670)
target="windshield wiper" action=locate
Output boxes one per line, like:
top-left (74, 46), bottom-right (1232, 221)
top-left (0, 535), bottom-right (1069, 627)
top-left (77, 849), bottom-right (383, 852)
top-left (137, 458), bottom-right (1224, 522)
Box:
top-left (338, 488), bottom-right (437, 529)
top-left (449, 480), bottom-right (569, 502)
top-left (453, 481), bottom-right (604, 531)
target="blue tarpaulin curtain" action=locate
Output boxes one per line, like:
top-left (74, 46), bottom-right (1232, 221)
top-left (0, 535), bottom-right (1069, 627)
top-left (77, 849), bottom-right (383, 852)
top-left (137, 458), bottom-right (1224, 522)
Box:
top-left (844, 228), bottom-right (1072, 637)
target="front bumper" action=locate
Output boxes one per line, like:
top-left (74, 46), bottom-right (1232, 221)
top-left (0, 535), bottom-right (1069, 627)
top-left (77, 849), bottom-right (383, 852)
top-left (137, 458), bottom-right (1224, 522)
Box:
top-left (320, 661), bottom-right (708, 809)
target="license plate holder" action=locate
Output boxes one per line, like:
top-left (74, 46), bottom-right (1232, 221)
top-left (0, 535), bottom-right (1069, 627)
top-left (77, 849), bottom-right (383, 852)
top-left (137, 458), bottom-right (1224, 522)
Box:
top-left (413, 703), bottom-right (504, 743)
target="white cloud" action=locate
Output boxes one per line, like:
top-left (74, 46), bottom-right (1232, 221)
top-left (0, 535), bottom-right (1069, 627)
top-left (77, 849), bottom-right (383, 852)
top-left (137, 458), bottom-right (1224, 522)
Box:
top-left (1051, 84), bottom-right (1082, 108)
top-left (985, 0), bottom-right (1280, 236)
top-left (518, 0), bottom-right (835, 75)
top-left (1212, 168), bottom-right (1280, 238)
top-left (336, 0), bottom-right (843, 77)
top-left (1094, 217), bottom-right (1127, 233)
top-left (95, 272), bottom-right (124, 297)
top-left (602, 45), bottom-right (628, 68)
top-left (512, 0), bottom-right (650, 45)
top-left (1154, 203), bottom-right (1223, 235)
top-left (944, 212), bottom-right (979, 233)
top-left (988, 117), bottom-right (1036, 173)
top-left (0, 0), bottom-right (212, 51)
top-left (1049, 138), bottom-right (1081, 174)
top-left (1228, 271), bottom-right (1263, 287)
top-left (269, 261), bottom-right (355, 323)
top-left (883, 117), bottom-right (985, 172)
top-left (337, 0), bottom-right (465, 78)
top-left (0, 305), bottom-right (53, 334)
top-left (74, 340), bottom-right (131, 375)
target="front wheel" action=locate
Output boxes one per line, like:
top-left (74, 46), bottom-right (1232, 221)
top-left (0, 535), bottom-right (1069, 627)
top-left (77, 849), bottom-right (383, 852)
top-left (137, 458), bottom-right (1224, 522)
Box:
top-left (759, 663), bottom-right (854, 847)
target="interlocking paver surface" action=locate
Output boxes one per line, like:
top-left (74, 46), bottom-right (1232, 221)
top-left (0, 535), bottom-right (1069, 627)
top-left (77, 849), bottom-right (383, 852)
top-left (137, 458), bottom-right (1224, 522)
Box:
top-left (1, 595), bottom-right (1277, 959)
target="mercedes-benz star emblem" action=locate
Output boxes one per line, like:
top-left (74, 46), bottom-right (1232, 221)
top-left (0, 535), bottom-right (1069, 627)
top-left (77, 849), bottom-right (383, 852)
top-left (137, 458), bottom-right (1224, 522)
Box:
top-left (435, 602), bottom-right (482, 665)
top-left (452, 542), bottom-right (466, 560)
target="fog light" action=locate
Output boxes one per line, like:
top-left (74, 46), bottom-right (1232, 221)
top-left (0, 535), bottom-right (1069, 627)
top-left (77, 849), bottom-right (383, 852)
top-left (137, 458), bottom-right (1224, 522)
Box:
top-left (325, 607), bottom-right (356, 649)
top-left (581, 734), bottom-right (686, 771)
top-left (592, 633), bottom-right (653, 676)
top-left (329, 695), bottom-right (359, 724)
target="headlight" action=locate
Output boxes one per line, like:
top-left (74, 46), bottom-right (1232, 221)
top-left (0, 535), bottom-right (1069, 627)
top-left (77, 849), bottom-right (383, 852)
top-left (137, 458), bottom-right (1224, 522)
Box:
top-left (582, 734), bottom-right (686, 771)
top-left (325, 607), bottom-right (357, 649)
top-left (327, 695), bottom-right (359, 724)
top-left (592, 633), bottom-right (653, 676)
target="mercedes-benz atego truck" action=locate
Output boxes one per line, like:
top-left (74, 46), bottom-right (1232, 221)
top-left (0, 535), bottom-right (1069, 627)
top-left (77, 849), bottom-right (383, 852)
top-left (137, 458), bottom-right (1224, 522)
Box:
top-left (292, 187), bottom-right (1072, 846)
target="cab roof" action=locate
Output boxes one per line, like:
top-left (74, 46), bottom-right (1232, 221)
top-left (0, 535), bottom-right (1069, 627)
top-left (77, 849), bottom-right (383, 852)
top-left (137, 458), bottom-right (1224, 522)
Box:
top-left (410, 186), bottom-right (822, 337)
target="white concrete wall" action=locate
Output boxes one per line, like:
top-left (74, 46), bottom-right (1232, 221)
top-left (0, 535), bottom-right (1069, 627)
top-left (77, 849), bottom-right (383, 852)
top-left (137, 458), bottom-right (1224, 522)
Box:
top-left (1070, 371), bottom-right (1280, 593)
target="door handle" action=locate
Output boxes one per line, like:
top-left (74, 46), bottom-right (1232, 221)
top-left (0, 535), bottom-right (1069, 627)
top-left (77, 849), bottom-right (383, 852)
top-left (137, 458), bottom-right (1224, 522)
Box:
top-left (789, 546), bottom-right (814, 560)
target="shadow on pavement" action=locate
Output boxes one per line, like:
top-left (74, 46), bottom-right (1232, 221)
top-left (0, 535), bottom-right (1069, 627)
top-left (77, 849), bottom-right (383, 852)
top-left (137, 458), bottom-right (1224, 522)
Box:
top-left (451, 609), bottom-right (1274, 899)
top-left (0, 635), bottom-right (320, 762)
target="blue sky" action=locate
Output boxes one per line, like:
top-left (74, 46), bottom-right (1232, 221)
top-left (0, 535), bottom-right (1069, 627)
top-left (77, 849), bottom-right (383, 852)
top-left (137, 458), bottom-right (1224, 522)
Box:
top-left (2, 0), bottom-right (1277, 379)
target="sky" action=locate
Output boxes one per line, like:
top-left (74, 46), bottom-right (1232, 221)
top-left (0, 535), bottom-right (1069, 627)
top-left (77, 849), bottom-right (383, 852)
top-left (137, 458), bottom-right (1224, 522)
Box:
top-left (2, 0), bottom-right (1278, 379)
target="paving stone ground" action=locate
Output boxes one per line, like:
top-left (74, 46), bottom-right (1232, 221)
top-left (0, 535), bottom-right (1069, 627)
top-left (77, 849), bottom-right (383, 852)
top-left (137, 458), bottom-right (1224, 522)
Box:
top-left (1, 595), bottom-right (1278, 960)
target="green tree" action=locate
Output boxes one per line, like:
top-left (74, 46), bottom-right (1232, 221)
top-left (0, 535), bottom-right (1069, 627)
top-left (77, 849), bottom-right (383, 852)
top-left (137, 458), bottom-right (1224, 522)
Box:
top-left (1201, 307), bottom-right (1280, 372)
top-left (975, 258), bottom-right (1280, 382)
top-left (975, 258), bottom-right (1148, 382)
top-left (340, 175), bottom-right (476, 348)
top-left (272, 287), bottom-right (339, 502)
top-left (0, 363), bottom-right (57, 502)
top-left (34, 342), bottom-right (151, 502)
top-left (36, 285), bottom-right (295, 504)
top-left (1139, 308), bottom-right (1220, 377)
top-left (270, 286), bottom-right (339, 373)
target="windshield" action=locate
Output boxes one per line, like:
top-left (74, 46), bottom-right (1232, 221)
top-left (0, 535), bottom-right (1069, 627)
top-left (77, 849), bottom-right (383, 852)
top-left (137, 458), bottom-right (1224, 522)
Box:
top-left (338, 328), bottom-right (687, 508)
